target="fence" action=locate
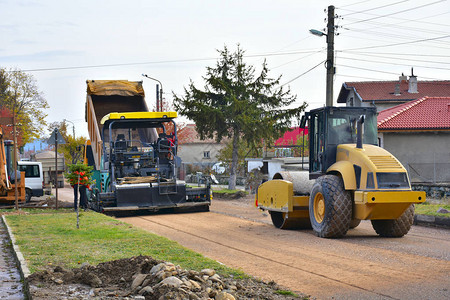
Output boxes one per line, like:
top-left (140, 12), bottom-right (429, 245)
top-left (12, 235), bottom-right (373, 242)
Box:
top-left (408, 162), bottom-right (450, 184)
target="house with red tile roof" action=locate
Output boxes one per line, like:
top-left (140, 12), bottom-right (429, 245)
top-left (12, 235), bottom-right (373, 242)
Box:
top-left (336, 72), bottom-right (450, 112)
top-left (376, 97), bottom-right (450, 183)
top-left (177, 123), bottom-right (226, 168)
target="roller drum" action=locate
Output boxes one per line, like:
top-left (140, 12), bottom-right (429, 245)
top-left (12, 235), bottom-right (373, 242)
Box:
top-left (272, 171), bottom-right (314, 195)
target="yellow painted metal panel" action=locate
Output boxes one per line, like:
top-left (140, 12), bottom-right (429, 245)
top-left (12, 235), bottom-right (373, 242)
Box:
top-left (292, 195), bottom-right (309, 208)
top-left (327, 160), bottom-right (356, 190)
top-left (354, 190), bottom-right (425, 204)
top-left (100, 111), bottom-right (178, 124)
top-left (354, 203), bottom-right (412, 220)
top-left (256, 180), bottom-right (293, 212)
top-left (353, 190), bottom-right (425, 220)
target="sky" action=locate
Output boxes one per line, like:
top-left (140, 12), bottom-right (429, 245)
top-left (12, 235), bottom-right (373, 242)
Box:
top-left (1, 0), bottom-right (449, 139)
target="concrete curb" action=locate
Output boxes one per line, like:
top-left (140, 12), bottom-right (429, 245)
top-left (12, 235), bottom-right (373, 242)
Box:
top-left (414, 214), bottom-right (450, 229)
top-left (1, 215), bottom-right (32, 299)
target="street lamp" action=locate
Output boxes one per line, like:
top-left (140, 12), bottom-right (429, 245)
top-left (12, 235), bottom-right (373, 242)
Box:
top-left (142, 74), bottom-right (163, 112)
top-left (63, 119), bottom-right (75, 138)
top-left (310, 5), bottom-right (335, 107)
top-left (309, 29), bottom-right (326, 37)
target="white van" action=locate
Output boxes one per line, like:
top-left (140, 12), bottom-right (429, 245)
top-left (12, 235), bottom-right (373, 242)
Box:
top-left (17, 161), bottom-right (44, 202)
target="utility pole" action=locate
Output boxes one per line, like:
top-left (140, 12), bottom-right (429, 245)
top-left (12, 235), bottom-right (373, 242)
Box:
top-left (326, 5), bottom-right (335, 107)
top-left (310, 5), bottom-right (336, 107)
top-left (13, 113), bottom-right (18, 210)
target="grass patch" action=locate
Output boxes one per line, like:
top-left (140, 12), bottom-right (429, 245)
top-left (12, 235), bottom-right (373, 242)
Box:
top-left (0, 208), bottom-right (73, 215)
top-left (4, 211), bottom-right (245, 277)
top-left (275, 290), bottom-right (300, 297)
top-left (415, 203), bottom-right (450, 218)
top-left (212, 188), bottom-right (244, 194)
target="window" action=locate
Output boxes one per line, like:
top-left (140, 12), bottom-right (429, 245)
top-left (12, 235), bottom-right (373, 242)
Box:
top-left (18, 165), bottom-right (40, 178)
top-left (203, 151), bottom-right (210, 159)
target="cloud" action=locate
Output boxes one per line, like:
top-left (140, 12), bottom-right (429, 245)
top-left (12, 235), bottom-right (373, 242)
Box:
top-left (13, 39), bottom-right (36, 45)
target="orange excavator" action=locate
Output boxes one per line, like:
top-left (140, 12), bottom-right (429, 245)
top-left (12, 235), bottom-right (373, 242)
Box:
top-left (0, 128), bottom-right (25, 204)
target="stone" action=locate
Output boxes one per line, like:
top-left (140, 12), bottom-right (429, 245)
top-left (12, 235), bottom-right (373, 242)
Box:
top-left (189, 292), bottom-right (200, 300)
top-left (53, 278), bottom-right (64, 284)
top-left (131, 274), bottom-right (148, 291)
top-left (160, 276), bottom-right (183, 288)
top-left (201, 269), bottom-right (216, 276)
top-left (138, 286), bottom-right (154, 295)
top-left (215, 291), bottom-right (236, 300)
top-left (134, 296), bottom-right (145, 300)
top-left (150, 263), bottom-right (167, 275)
top-left (437, 207), bottom-right (450, 214)
top-left (189, 280), bottom-right (202, 291)
top-left (210, 274), bottom-right (222, 283)
top-left (181, 278), bottom-right (192, 290)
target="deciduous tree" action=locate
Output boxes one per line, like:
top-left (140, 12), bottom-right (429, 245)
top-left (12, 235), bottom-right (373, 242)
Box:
top-left (0, 68), bottom-right (49, 145)
top-left (174, 46), bottom-right (307, 189)
top-left (48, 121), bottom-right (87, 166)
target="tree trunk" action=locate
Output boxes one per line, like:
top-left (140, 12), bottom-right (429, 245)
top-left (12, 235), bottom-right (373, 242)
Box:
top-left (228, 131), bottom-right (239, 190)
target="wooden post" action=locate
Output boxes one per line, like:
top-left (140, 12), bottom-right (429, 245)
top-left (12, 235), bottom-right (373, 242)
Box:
top-left (55, 130), bottom-right (58, 210)
top-left (13, 113), bottom-right (18, 210)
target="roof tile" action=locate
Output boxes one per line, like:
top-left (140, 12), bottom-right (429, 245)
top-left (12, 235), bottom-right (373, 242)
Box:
top-left (341, 80), bottom-right (450, 102)
top-left (377, 97), bottom-right (450, 130)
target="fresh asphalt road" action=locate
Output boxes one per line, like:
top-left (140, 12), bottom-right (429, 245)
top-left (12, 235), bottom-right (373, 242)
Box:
top-left (121, 196), bottom-right (450, 300)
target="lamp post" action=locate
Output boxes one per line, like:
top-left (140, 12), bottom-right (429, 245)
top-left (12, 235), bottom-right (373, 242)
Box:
top-left (63, 119), bottom-right (75, 138)
top-left (142, 74), bottom-right (163, 112)
top-left (310, 5), bottom-right (335, 107)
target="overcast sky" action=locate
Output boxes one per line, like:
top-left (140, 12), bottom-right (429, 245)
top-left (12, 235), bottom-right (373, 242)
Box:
top-left (1, 0), bottom-right (449, 138)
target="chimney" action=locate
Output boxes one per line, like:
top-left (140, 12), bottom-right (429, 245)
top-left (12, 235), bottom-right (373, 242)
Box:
top-left (394, 83), bottom-right (401, 96)
top-left (408, 68), bottom-right (418, 93)
top-left (399, 73), bottom-right (407, 82)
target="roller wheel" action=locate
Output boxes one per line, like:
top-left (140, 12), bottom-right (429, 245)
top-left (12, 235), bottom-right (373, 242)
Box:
top-left (309, 175), bottom-right (352, 238)
top-left (349, 219), bottom-right (361, 229)
top-left (371, 205), bottom-right (415, 237)
top-left (25, 189), bottom-right (32, 203)
top-left (270, 211), bottom-right (311, 229)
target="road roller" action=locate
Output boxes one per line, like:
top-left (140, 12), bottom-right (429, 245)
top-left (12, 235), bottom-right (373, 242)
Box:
top-left (256, 106), bottom-right (425, 238)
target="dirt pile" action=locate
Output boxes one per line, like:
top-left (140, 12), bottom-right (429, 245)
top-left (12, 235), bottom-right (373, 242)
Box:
top-left (27, 255), bottom-right (304, 299)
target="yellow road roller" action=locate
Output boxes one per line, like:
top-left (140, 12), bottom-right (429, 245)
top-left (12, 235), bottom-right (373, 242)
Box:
top-left (256, 106), bottom-right (425, 238)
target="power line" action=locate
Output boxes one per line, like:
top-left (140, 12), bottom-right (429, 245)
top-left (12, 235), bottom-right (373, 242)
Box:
top-left (9, 49), bottom-right (322, 73)
top-left (337, 64), bottom-right (445, 80)
top-left (339, 0), bottom-right (410, 17)
top-left (338, 56), bottom-right (450, 70)
top-left (341, 34), bottom-right (450, 51)
top-left (336, 73), bottom-right (390, 81)
top-left (338, 0), bottom-right (371, 8)
top-left (340, 10), bottom-right (450, 43)
top-left (340, 51), bottom-right (450, 58)
top-left (340, 28), bottom-right (450, 48)
top-left (282, 60), bottom-right (325, 86)
top-left (272, 49), bottom-right (325, 70)
top-left (337, 64), bottom-right (402, 75)
top-left (341, 52), bottom-right (450, 65)
top-left (342, 18), bottom-right (450, 38)
top-left (343, 0), bottom-right (446, 26)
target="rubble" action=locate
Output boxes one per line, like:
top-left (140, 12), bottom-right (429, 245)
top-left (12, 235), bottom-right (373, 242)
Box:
top-left (27, 256), bottom-right (304, 299)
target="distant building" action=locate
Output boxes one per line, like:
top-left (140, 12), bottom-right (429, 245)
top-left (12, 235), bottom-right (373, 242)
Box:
top-left (31, 150), bottom-right (65, 188)
top-left (337, 71), bottom-right (450, 112)
top-left (177, 123), bottom-right (226, 167)
top-left (377, 96), bottom-right (450, 183)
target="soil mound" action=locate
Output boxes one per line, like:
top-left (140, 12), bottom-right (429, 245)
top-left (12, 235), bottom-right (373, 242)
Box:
top-left (27, 255), bottom-right (304, 299)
